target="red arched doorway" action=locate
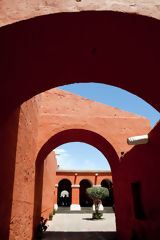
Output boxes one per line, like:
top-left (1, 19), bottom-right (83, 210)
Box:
top-left (33, 128), bottom-right (118, 235)
top-left (57, 179), bottom-right (72, 207)
top-left (0, 10), bottom-right (160, 240)
top-left (101, 179), bottom-right (113, 207)
top-left (80, 179), bottom-right (93, 207)
top-left (0, 11), bottom-right (160, 123)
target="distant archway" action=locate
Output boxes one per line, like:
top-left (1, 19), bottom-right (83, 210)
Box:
top-left (80, 179), bottom-right (93, 207)
top-left (33, 128), bottom-right (118, 233)
top-left (58, 179), bottom-right (71, 207)
top-left (101, 179), bottom-right (113, 206)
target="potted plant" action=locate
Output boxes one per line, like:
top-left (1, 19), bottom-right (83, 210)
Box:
top-left (86, 186), bottom-right (109, 219)
top-left (53, 208), bottom-right (56, 215)
top-left (49, 212), bottom-right (53, 220)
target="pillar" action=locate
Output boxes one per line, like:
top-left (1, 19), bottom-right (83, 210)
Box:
top-left (70, 185), bottom-right (81, 211)
top-left (54, 184), bottom-right (58, 210)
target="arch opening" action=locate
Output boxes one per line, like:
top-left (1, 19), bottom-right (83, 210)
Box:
top-left (80, 179), bottom-right (93, 207)
top-left (33, 128), bottom-right (118, 235)
top-left (1, 10), bottom-right (160, 124)
top-left (58, 179), bottom-right (71, 207)
top-left (101, 179), bottom-right (113, 207)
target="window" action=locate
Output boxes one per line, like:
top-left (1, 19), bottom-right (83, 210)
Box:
top-left (131, 182), bottom-right (146, 220)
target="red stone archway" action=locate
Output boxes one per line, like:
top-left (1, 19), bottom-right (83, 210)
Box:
top-left (0, 11), bottom-right (160, 124)
top-left (80, 179), bottom-right (93, 207)
top-left (57, 179), bottom-right (72, 207)
top-left (0, 9), bottom-right (159, 240)
top-left (33, 128), bottom-right (119, 234)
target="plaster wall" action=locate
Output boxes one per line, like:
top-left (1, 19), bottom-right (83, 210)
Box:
top-left (0, 0), bottom-right (160, 27)
top-left (113, 121), bottom-right (160, 240)
top-left (0, 87), bottom-right (152, 240)
top-left (56, 172), bottom-right (112, 186)
top-left (41, 151), bottom-right (57, 218)
top-left (9, 95), bottom-right (41, 240)
top-left (55, 171), bottom-right (112, 205)
top-left (38, 88), bottom-right (151, 158)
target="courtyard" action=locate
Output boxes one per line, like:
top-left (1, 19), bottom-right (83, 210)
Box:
top-left (40, 212), bottom-right (117, 240)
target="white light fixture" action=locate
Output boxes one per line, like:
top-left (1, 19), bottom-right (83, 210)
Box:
top-left (127, 135), bottom-right (149, 145)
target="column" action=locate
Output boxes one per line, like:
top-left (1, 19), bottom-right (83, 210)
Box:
top-left (54, 184), bottom-right (58, 210)
top-left (70, 185), bottom-right (81, 211)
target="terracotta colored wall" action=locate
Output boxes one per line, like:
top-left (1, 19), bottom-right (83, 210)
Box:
top-left (38, 88), bottom-right (151, 158)
top-left (9, 95), bottom-right (41, 240)
top-left (2, 87), bottom-right (151, 240)
top-left (113, 121), bottom-right (160, 240)
top-left (0, 0), bottom-right (160, 27)
top-left (41, 151), bottom-right (57, 218)
top-left (72, 188), bottom-right (80, 205)
top-left (56, 172), bottom-right (112, 186)
top-left (56, 171), bottom-right (112, 205)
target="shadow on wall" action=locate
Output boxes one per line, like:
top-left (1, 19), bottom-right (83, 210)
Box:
top-left (116, 126), bottom-right (160, 240)
top-left (0, 108), bottom-right (20, 240)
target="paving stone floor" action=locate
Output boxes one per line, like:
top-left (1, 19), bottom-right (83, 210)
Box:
top-left (39, 212), bottom-right (117, 240)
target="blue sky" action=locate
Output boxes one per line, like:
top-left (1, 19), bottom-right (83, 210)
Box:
top-left (54, 83), bottom-right (160, 171)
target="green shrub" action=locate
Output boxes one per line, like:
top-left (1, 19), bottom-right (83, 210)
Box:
top-left (49, 213), bottom-right (53, 217)
top-left (86, 186), bottom-right (109, 218)
top-left (92, 212), bottom-right (102, 219)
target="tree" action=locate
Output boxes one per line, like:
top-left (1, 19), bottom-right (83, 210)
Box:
top-left (86, 186), bottom-right (109, 219)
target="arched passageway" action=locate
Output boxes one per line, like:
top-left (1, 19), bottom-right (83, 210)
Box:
top-left (33, 128), bottom-right (118, 235)
top-left (0, 9), bottom-right (160, 240)
top-left (80, 179), bottom-right (93, 207)
top-left (101, 179), bottom-right (113, 207)
top-left (0, 10), bottom-right (160, 124)
top-left (58, 179), bottom-right (71, 207)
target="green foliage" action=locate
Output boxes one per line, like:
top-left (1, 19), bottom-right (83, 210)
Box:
top-left (92, 212), bottom-right (102, 219)
top-left (86, 186), bottom-right (109, 201)
top-left (53, 208), bottom-right (56, 213)
top-left (49, 213), bottom-right (53, 217)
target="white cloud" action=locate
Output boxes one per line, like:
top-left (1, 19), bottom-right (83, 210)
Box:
top-left (54, 148), bottom-right (74, 169)
top-left (54, 148), bottom-right (66, 154)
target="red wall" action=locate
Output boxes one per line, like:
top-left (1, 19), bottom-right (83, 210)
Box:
top-left (113, 121), bottom-right (160, 240)
top-left (9, 95), bottom-right (41, 240)
top-left (0, 87), bottom-right (153, 240)
top-left (55, 171), bottom-right (112, 205)
top-left (0, 108), bottom-right (20, 240)
top-left (41, 151), bottom-right (57, 218)
top-left (56, 171), bottom-right (112, 186)
top-left (0, 5), bottom-right (159, 240)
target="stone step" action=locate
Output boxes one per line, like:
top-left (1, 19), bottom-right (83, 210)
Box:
top-left (56, 207), bottom-right (114, 214)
